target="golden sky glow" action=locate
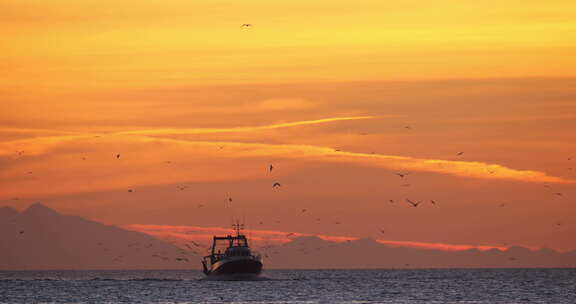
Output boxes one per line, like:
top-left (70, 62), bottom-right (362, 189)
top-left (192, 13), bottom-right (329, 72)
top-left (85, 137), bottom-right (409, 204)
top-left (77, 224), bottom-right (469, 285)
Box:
top-left (1, 1), bottom-right (576, 255)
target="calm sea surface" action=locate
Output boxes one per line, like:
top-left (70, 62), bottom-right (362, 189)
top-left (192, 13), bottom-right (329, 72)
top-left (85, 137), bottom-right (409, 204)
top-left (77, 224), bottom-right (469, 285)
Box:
top-left (1, 269), bottom-right (575, 303)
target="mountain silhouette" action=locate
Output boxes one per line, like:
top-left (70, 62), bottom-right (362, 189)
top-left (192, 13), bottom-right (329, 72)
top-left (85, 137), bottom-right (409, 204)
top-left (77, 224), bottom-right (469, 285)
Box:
top-left (261, 237), bottom-right (576, 269)
top-left (2, 204), bottom-right (575, 270)
top-left (0, 203), bottom-right (199, 270)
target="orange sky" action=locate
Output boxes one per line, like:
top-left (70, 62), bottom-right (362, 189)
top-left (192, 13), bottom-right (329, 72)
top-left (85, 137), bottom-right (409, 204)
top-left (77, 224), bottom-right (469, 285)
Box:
top-left (1, 0), bottom-right (576, 253)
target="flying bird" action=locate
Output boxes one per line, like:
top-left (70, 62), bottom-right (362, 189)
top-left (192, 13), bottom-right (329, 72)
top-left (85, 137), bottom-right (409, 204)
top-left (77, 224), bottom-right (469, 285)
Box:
top-left (456, 152), bottom-right (464, 156)
top-left (116, 154), bottom-right (121, 159)
top-left (405, 199), bottom-right (422, 207)
top-left (240, 23), bottom-right (252, 28)
top-left (395, 172), bottom-right (410, 178)
top-left (379, 229), bottom-right (386, 234)
top-left (228, 197), bottom-right (233, 202)
top-left (273, 182), bottom-right (281, 188)
top-left (301, 209), bottom-right (307, 213)
top-left (388, 199), bottom-right (394, 203)
top-left (553, 192), bottom-right (563, 197)
top-left (430, 200), bottom-right (437, 205)
top-left (269, 164), bottom-right (273, 172)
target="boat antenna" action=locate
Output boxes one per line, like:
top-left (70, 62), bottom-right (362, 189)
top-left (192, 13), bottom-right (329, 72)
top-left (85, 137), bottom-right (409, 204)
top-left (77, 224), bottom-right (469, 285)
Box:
top-left (232, 221), bottom-right (244, 237)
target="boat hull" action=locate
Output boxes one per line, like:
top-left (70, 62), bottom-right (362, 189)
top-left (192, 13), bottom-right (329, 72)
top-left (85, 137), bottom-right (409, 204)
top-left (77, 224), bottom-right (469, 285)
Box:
top-left (207, 257), bottom-right (262, 276)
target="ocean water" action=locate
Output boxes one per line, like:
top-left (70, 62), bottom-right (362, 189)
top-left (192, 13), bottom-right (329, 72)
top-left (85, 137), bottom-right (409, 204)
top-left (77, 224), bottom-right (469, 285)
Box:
top-left (0, 269), bottom-right (575, 303)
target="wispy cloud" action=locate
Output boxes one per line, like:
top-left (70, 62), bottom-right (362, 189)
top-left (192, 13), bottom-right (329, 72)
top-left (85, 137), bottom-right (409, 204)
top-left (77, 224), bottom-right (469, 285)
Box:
top-left (124, 224), bottom-right (506, 252)
top-left (1, 116), bottom-right (574, 199)
top-left (117, 116), bottom-right (376, 136)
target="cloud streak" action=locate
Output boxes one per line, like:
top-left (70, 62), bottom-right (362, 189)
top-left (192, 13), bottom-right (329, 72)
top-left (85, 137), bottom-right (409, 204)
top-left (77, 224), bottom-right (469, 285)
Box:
top-left (124, 224), bottom-right (507, 252)
top-left (117, 116), bottom-right (376, 136)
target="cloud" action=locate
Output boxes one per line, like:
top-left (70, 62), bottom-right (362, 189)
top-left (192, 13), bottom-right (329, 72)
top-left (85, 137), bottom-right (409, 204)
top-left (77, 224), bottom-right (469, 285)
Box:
top-left (117, 116), bottom-right (375, 136)
top-left (1, 115), bottom-right (574, 199)
top-left (124, 223), bottom-right (506, 252)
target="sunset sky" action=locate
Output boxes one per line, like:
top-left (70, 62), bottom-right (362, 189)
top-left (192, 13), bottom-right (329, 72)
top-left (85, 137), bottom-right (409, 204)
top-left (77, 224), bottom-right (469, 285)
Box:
top-left (1, 0), bottom-right (576, 253)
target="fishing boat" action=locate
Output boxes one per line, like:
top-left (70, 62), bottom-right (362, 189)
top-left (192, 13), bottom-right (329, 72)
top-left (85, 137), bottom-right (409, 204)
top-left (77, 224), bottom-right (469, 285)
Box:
top-left (201, 223), bottom-right (263, 277)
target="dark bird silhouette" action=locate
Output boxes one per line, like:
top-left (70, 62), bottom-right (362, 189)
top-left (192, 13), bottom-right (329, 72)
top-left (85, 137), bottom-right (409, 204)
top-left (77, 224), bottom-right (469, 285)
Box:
top-left (430, 200), bottom-right (437, 205)
top-left (395, 172), bottom-right (410, 178)
top-left (379, 229), bottom-right (386, 234)
top-left (388, 199), bottom-right (394, 203)
top-left (404, 126), bottom-right (412, 130)
top-left (301, 209), bottom-right (307, 213)
top-left (554, 192), bottom-right (563, 197)
top-left (456, 152), bottom-right (464, 156)
top-left (19, 230), bottom-right (24, 234)
top-left (405, 199), bottom-right (422, 207)
top-left (273, 182), bottom-right (281, 188)
top-left (128, 189), bottom-right (133, 192)
top-left (269, 164), bottom-right (273, 172)
top-left (228, 197), bottom-right (233, 202)
top-left (240, 23), bottom-right (252, 28)
top-left (499, 203), bottom-right (506, 208)
top-left (116, 154), bottom-right (121, 159)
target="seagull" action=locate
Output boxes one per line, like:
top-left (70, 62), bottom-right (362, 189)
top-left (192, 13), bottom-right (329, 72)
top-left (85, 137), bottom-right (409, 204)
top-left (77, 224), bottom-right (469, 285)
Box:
top-left (128, 189), bottom-right (133, 192)
top-left (228, 197), bottom-right (233, 203)
top-left (388, 199), bottom-right (394, 203)
top-left (430, 200), bottom-right (437, 205)
top-left (405, 199), bottom-right (422, 207)
top-left (395, 172), bottom-right (410, 178)
top-left (269, 164), bottom-right (273, 172)
top-left (116, 154), bottom-right (121, 159)
top-left (273, 182), bottom-right (281, 188)
top-left (240, 23), bottom-right (252, 28)
top-left (456, 152), bottom-right (464, 156)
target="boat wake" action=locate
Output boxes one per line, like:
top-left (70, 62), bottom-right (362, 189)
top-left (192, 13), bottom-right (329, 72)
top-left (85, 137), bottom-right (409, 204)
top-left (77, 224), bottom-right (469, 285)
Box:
top-left (200, 274), bottom-right (273, 281)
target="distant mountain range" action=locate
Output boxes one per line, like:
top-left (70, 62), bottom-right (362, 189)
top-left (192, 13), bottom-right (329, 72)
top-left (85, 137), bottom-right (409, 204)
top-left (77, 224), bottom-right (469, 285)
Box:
top-left (261, 236), bottom-right (576, 269)
top-left (1, 204), bottom-right (574, 270)
top-left (0, 203), bottom-right (199, 270)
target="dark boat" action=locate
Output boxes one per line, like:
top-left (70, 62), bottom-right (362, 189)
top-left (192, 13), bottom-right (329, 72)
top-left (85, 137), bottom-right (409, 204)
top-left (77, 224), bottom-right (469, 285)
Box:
top-left (201, 223), bottom-right (263, 277)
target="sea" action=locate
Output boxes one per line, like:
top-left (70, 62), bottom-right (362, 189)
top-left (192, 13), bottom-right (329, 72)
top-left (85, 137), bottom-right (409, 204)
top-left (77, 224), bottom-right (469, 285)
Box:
top-left (1, 269), bottom-right (575, 303)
